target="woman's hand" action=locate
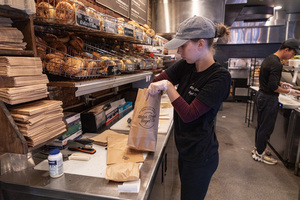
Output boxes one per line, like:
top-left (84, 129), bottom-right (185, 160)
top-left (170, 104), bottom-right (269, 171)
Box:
top-left (145, 80), bottom-right (168, 100)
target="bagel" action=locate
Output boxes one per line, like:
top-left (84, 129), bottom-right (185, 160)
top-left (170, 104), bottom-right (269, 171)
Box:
top-left (72, 0), bottom-right (86, 13)
top-left (49, 41), bottom-right (67, 54)
top-left (143, 24), bottom-right (149, 30)
top-left (55, 2), bottom-right (75, 24)
top-left (57, 32), bottom-right (70, 43)
top-left (37, 0), bottom-right (54, 5)
top-left (35, 36), bottom-right (47, 46)
top-left (69, 36), bottom-right (84, 51)
top-left (45, 52), bottom-right (65, 61)
top-left (42, 33), bottom-right (57, 44)
top-left (46, 58), bottom-right (65, 75)
top-left (118, 25), bottom-right (124, 35)
top-left (36, 2), bottom-right (55, 23)
top-left (146, 28), bottom-right (155, 37)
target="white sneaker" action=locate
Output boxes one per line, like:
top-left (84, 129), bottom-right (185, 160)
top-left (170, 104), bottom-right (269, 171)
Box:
top-left (252, 151), bottom-right (277, 165)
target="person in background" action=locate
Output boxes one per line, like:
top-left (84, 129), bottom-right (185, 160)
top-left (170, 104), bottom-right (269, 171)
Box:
top-left (252, 38), bottom-right (300, 165)
top-left (145, 15), bottom-right (231, 200)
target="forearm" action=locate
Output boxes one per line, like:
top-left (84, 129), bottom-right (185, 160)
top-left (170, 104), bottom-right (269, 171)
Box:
top-left (274, 86), bottom-right (290, 94)
top-left (166, 81), bottom-right (180, 102)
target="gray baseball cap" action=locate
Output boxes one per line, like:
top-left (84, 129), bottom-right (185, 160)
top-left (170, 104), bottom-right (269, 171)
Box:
top-left (164, 15), bottom-right (216, 50)
top-left (283, 38), bottom-right (300, 54)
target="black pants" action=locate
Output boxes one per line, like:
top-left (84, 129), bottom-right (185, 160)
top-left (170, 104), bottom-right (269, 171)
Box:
top-left (255, 91), bottom-right (279, 154)
top-left (178, 152), bottom-right (219, 200)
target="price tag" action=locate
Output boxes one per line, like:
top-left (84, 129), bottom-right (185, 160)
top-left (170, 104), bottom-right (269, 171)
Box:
top-left (124, 27), bottom-right (134, 37)
top-left (104, 20), bottom-right (118, 34)
top-left (76, 13), bottom-right (100, 30)
top-left (152, 39), bottom-right (157, 46)
top-left (145, 36), bottom-right (151, 45)
top-left (135, 30), bottom-right (143, 40)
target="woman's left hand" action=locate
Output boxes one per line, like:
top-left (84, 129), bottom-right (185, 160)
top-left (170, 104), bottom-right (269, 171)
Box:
top-left (145, 80), bottom-right (168, 100)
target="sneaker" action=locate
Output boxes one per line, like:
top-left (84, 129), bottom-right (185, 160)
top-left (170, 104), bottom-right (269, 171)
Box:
top-left (252, 151), bottom-right (277, 165)
top-left (251, 147), bottom-right (272, 156)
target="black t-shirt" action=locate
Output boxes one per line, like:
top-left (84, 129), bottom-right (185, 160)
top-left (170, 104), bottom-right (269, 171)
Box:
top-left (166, 59), bottom-right (231, 163)
top-left (259, 54), bottom-right (282, 96)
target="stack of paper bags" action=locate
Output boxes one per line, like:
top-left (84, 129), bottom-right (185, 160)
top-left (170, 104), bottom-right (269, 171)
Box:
top-left (90, 130), bottom-right (144, 183)
top-left (0, 17), bottom-right (27, 51)
top-left (0, 56), bottom-right (48, 105)
top-left (9, 100), bottom-right (66, 147)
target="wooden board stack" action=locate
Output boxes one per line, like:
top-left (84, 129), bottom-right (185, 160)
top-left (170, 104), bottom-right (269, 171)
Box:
top-left (0, 56), bottom-right (49, 105)
top-left (9, 100), bottom-right (67, 147)
top-left (0, 17), bottom-right (27, 51)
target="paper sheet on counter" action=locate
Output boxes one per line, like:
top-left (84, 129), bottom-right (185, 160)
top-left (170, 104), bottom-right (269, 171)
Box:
top-left (34, 144), bottom-right (147, 178)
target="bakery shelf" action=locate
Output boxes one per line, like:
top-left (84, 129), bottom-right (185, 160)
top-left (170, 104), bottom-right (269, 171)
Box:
top-left (48, 71), bottom-right (153, 97)
top-left (34, 22), bottom-right (146, 44)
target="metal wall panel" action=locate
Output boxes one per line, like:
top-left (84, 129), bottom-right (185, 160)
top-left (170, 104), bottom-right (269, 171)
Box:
top-left (151, 0), bottom-right (225, 34)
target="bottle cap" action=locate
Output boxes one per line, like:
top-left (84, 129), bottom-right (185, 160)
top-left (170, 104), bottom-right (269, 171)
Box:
top-left (49, 148), bottom-right (60, 155)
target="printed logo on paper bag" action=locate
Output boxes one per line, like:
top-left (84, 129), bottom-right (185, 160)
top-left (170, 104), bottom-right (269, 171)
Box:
top-left (138, 107), bottom-right (156, 129)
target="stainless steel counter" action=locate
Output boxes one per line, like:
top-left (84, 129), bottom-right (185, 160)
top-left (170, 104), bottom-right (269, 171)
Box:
top-left (0, 121), bottom-right (173, 200)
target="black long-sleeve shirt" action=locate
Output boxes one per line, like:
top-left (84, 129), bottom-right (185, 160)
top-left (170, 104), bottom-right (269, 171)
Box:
top-left (259, 54), bottom-right (282, 96)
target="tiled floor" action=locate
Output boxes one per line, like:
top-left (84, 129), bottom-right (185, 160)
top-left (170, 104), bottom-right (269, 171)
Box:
top-left (169, 102), bottom-right (300, 200)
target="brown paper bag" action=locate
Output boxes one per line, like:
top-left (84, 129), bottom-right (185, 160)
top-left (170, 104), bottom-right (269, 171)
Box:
top-left (105, 162), bottom-right (139, 182)
top-left (127, 88), bottom-right (161, 152)
top-left (106, 134), bottom-right (144, 165)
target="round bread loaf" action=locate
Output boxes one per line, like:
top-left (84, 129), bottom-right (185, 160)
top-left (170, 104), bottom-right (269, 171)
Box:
top-left (46, 58), bottom-right (65, 75)
top-left (37, 2), bottom-right (55, 23)
top-left (55, 2), bottom-right (75, 24)
top-left (65, 57), bottom-right (84, 75)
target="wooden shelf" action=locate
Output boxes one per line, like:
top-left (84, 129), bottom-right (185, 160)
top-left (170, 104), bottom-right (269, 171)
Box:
top-left (0, 49), bottom-right (35, 56)
top-left (0, 5), bottom-right (29, 19)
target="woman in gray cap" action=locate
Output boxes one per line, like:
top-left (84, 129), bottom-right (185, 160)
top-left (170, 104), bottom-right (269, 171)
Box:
top-left (146, 15), bottom-right (231, 199)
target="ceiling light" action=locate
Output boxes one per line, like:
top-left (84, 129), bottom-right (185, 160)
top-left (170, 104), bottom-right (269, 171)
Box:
top-left (274, 6), bottom-right (282, 10)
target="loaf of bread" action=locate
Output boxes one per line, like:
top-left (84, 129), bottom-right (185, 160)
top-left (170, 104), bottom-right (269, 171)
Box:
top-left (65, 57), bottom-right (85, 75)
top-left (69, 36), bottom-right (84, 51)
top-left (46, 58), bottom-right (65, 75)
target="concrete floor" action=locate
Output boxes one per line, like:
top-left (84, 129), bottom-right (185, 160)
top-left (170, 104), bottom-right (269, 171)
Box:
top-left (170, 102), bottom-right (300, 200)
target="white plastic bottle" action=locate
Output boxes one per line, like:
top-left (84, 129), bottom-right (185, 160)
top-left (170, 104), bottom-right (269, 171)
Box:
top-left (48, 148), bottom-right (64, 178)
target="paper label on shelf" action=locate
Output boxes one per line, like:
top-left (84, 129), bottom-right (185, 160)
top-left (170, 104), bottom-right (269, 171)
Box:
top-left (135, 30), bottom-right (143, 40)
top-left (145, 36), bottom-right (151, 45)
top-left (76, 13), bottom-right (100, 30)
top-left (104, 20), bottom-right (118, 34)
top-left (124, 27), bottom-right (134, 37)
